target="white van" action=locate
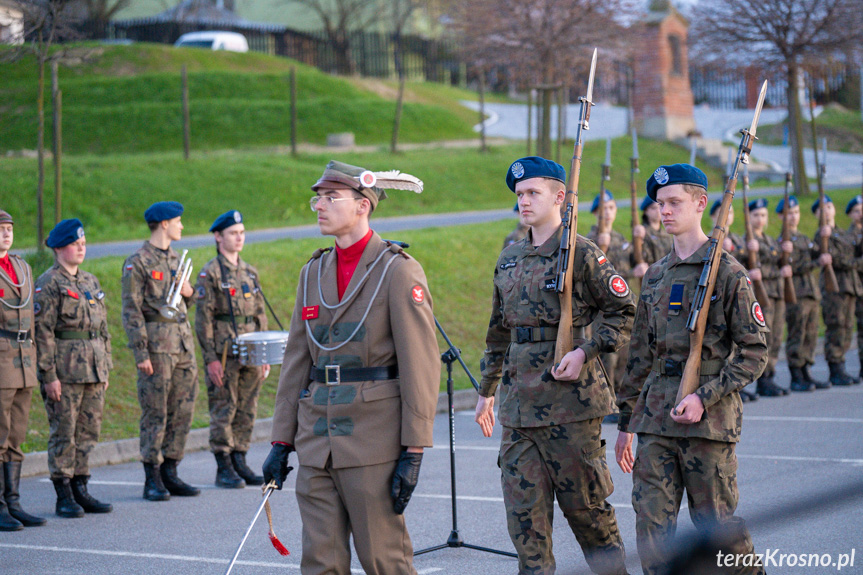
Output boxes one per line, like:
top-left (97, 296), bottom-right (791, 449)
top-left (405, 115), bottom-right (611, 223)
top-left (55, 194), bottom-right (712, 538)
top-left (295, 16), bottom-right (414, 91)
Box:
top-left (174, 31), bottom-right (248, 53)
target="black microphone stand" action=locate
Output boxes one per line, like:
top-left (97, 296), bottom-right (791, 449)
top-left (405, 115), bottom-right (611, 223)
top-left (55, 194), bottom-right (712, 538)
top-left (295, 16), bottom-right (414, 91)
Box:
top-left (413, 317), bottom-right (516, 558)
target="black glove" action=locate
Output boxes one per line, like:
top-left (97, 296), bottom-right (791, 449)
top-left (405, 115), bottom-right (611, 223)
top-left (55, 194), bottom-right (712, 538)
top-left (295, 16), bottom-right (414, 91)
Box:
top-left (390, 451), bottom-right (423, 514)
top-left (262, 443), bottom-right (294, 489)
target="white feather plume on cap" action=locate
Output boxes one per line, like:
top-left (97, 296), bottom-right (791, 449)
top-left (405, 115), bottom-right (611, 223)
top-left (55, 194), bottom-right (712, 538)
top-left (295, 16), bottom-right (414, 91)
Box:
top-left (365, 170), bottom-right (424, 194)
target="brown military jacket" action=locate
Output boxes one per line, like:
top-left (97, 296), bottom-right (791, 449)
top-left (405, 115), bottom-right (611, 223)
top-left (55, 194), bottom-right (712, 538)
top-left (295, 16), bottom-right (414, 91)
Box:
top-left (0, 255), bottom-right (37, 389)
top-left (121, 242), bottom-right (195, 363)
top-left (271, 233), bottom-right (440, 470)
top-left (786, 232), bottom-right (820, 301)
top-left (479, 227), bottom-right (635, 428)
top-left (814, 227), bottom-right (863, 296)
top-left (617, 240), bottom-right (768, 443)
top-left (587, 225), bottom-right (634, 280)
top-left (195, 254), bottom-right (267, 365)
top-left (641, 225), bottom-right (674, 266)
top-left (34, 264), bottom-right (112, 384)
top-left (753, 232), bottom-right (783, 299)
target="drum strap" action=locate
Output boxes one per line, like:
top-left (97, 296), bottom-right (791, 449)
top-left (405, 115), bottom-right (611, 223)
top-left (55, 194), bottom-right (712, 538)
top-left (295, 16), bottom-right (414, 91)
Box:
top-left (217, 255), bottom-right (240, 338)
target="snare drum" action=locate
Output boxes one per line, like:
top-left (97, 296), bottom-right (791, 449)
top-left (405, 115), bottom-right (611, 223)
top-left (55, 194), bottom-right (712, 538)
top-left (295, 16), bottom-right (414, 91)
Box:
top-left (234, 331), bottom-right (290, 366)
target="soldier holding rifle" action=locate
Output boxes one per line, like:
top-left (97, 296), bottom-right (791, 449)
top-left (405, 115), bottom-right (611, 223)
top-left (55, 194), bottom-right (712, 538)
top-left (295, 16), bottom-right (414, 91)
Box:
top-left (121, 201), bottom-right (200, 501)
top-left (615, 163), bottom-right (768, 575)
top-left (846, 195), bottom-right (863, 382)
top-left (632, 196), bottom-right (673, 278)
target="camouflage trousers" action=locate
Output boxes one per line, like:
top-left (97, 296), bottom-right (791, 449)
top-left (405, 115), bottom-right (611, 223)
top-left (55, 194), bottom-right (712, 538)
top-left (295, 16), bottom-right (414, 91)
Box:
top-left (785, 297), bottom-right (819, 368)
top-left (822, 293), bottom-right (855, 363)
top-left (0, 387), bottom-right (32, 463)
top-left (137, 350), bottom-right (198, 465)
top-left (856, 295), bottom-right (863, 363)
top-left (765, 296), bottom-right (785, 374)
top-left (42, 381), bottom-right (106, 479)
top-left (206, 359), bottom-right (263, 454)
top-left (499, 420), bottom-right (627, 575)
top-left (632, 434), bottom-right (762, 575)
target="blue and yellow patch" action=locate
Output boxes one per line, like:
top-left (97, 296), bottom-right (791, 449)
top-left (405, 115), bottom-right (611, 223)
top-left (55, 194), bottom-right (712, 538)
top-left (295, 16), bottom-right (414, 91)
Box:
top-left (669, 283), bottom-right (684, 311)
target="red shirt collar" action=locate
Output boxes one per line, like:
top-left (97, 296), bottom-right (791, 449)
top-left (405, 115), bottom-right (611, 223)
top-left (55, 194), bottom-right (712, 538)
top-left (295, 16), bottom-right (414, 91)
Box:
top-left (0, 254), bottom-right (18, 285)
top-left (335, 229), bottom-right (373, 300)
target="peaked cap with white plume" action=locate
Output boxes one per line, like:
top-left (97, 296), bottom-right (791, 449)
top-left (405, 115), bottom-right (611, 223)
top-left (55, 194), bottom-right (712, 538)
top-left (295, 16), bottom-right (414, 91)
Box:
top-left (312, 160), bottom-right (423, 210)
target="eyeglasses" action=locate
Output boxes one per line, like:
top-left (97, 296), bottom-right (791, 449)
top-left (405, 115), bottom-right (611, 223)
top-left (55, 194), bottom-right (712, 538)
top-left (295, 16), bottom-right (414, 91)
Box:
top-left (309, 196), bottom-right (361, 212)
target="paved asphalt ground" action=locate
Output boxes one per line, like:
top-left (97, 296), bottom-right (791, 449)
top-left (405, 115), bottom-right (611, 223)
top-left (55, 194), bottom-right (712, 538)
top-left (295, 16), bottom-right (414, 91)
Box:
top-left (2, 353), bottom-right (862, 575)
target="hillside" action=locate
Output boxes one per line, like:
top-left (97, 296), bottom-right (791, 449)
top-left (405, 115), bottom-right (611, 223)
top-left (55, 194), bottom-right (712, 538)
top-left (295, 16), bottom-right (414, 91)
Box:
top-left (0, 43), bottom-right (477, 155)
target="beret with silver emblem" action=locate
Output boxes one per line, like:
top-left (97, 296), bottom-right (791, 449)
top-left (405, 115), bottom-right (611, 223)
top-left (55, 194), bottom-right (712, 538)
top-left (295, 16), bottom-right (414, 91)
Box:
top-left (210, 210), bottom-right (243, 233)
top-left (846, 195), bottom-right (863, 215)
top-left (748, 198), bottom-right (768, 211)
top-left (312, 160), bottom-right (423, 211)
top-left (646, 163), bottom-right (708, 201)
top-left (590, 190), bottom-right (614, 213)
top-left (775, 195), bottom-right (799, 214)
top-left (46, 218), bottom-right (85, 248)
top-left (812, 195), bottom-right (833, 214)
top-left (505, 156), bottom-right (566, 193)
top-left (144, 201), bottom-right (184, 223)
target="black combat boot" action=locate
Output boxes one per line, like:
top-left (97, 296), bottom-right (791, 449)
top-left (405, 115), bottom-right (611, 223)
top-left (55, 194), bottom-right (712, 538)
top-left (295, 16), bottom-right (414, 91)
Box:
top-left (756, 372), bottom-right (787, 397)
top-left (829, 362), bottom-right (855, 386)
top-left (3, 462), bottom-right (46, 526)
top-left (0, 469), bottom-right (24, 531)
top-left (214, 453), bottom-right (245, 489)
top-left (70, 475), bottom-right (113, 513)
top-left (142, 462), bottom-right (170, 501)
top-left (230, 451), bottom-right (264, 486)
top-left (160, 458), bottom-right (200, 496)
top-left (740, 387), bottom-right (758, 402)
top-left (789, 366), bottom-right (814, 392)
top-left (802, 364), bottom-right (830, 389)
top-left (52, 478), bottom-right (85, 518)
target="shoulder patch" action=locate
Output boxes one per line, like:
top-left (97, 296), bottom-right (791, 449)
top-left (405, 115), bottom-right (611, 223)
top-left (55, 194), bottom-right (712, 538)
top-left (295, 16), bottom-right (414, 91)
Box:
top-left (411, 284), bottom-right (425, 304)
top-left (196, 285), bottom-right (206, 299)
top-left (597, 254), bottom-right (607, 265)
top-left (751, 302), bottom-right (766, 327)
top-left (608, 274), bottom-right (630, 298)
top-left (34, 302), bottom-right (41, 315)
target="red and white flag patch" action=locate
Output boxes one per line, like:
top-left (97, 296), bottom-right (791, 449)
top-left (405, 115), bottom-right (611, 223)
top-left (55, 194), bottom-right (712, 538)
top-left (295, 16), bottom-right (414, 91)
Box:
top-left (411, 285), bottom-right (425, 304)
top-left (597, 255), bottom-right (607, 265)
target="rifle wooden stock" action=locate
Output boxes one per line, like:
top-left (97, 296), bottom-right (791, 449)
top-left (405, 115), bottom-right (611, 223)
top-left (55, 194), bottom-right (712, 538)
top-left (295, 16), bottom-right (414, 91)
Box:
top-left (780, 172), bottom-right (797, 304)
top-left (630, 157), bottom-right (643, 290)
top-left (808, 87), bottom-right (839, 293)
top-left (554, 140), bottom-right (584, 365)
top-left (741, 173), bottom-right (772, 307)
top-left (596, 165), bottom-right (611, 253)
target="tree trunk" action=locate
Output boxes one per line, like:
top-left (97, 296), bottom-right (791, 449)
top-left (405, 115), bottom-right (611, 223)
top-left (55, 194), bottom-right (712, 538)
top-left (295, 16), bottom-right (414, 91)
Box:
top-left (786, 61), bottom-right (810, 196)
top-left (36, 34), bottom-right (46, 250)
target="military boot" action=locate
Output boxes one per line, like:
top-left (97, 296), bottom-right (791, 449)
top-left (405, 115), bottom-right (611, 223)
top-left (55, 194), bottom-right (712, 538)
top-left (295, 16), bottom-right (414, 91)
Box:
top-left (789, 366), bottom-right (814, 392)
top-left (231, 451), bottom-right (264, 486)
top-left (215, 453), bottom-right (245, 489)
top-left (0, 469), bottom-right (24, 531)
top-left (828, 362), bottom-right (855, 386)
top-left (3, 462), bottom-right (46, 526)
top-left (70, 476), bottom-right (112, 513)
top-left (802, 365), bottom-right (830, 389)
top-left (52, 478), bottom-right (85, 518)
top-left (160, 458), bottom-right (200, 496)
top-left (756, 372), bottom-right (787, 397)
top-left (142, 462), bottom-right (170, 501)
top-left (740, 388), bottom-right (758, 402)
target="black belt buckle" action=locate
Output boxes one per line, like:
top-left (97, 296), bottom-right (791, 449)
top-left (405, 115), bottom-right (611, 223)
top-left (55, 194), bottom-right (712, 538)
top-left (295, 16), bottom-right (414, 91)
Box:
top-left (324, 365), bottom-right (340, 386)
top-left (665, 359), bottom-right (683, 377)
top-left (89, 330), bottom-right (98, 339)
top-left (515, 327), bottom-right (531, 344)
top-left (16, 330), bottom-right (27, 343)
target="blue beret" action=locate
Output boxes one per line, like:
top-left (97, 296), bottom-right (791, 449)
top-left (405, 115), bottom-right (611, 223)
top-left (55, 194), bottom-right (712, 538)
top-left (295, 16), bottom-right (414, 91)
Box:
top-left (812, 195), bottom-right (833, 214)
top-left (846, 195), bottom-right (863, 215)
top-left (46, 218), bottom-right (85, 248)
top-left (640, 196), bottom-right (656, 211)
top-left (506, 156), bottom-right (566, 193)
top-left (646, 163), bottom-right (708, 201)
top-left (512, 201), bottom-right (519, 213)
top-left (210, 210), bottom-right (243, 233)
top-left (144, 201), bottom-right (184, 224)
top-left (590, 190), bottom-right (614, 213)
top-left (775, 195), bottom-right (799, 214)
top-left (748, 198), bottom-right (768, 211)
top-left (710, 199), bottom-right (722, 216)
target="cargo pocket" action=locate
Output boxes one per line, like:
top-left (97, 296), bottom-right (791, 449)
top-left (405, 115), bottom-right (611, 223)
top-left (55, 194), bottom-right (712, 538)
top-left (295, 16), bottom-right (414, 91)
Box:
top-left (715, 456), bottom-right (739, 512)
top-left (580, 439), bottom-right (614, 507)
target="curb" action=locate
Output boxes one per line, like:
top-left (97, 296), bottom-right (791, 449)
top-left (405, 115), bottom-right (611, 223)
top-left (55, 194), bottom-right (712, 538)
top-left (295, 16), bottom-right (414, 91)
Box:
top-left (21, 388), bottom-right (480, 478)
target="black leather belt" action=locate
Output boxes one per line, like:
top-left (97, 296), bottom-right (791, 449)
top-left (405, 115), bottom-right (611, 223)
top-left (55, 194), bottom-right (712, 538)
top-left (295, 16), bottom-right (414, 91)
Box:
top-left (215, 314), bottom-right (255, 324)
top-left (55, 330), bottom-right (99, 340)
top-left (143, 312), bottom-right (184, 324)
top-left (652, 358), bottom-right (724, 377)
top-left (511, 326), bottom-right (559, 344)
top-left (0, 328), bottom-right (30, 342)
top-left (311, 365), bottom-right (399, 386)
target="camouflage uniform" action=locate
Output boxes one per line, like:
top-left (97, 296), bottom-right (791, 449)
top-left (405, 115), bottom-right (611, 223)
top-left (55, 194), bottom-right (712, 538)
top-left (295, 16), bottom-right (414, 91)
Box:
top-left (784, 233), bottom-right (820, 369)
top-left (814, 227), bottom-right (862, 364)
top-left (753, 233), bottom-right (784, 375)
top-left (587, 226), bottom-right (634, 395)
top-left (194, 254), bottom-right (267, 455)
top-left (640, 224), bottom-right (673, 266)
top-left (618, 241), bottom-right (768, 575)
top-left (480, 227), bottom-right (634, 575)
top-left (34, 264), bottom-right (112, 479)
top-left (503, 222), bottom-right (530, 250)
top-left (121, 242), bottom-right (198, 465)
top-left (850, 223), bottom-right (863, 375)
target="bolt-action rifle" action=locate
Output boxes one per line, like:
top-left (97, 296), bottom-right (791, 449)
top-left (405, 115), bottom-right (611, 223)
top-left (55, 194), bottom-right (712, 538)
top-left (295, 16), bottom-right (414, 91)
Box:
top-left (740, 163), bottom-right (771, 307)
top-left (808, 88), bottom-right (838, 293)
top-left (780, 159), bottom-right (797, 304)
top-left (630, 127), bottom-right (643, 290)
top-left (596, 137), bottom-right (612, 253)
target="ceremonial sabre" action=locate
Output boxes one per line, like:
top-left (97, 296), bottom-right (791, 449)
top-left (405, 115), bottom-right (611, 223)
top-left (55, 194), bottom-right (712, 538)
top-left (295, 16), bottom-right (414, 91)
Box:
top-left (223, 481), bottom-right (289, 575)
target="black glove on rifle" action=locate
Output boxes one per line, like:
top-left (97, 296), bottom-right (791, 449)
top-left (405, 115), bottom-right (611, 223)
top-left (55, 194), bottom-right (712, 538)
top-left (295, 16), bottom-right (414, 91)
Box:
top-left (390, 451), bottom-right (423, 515)
top-left (262, 443), bottom-right (294, 489)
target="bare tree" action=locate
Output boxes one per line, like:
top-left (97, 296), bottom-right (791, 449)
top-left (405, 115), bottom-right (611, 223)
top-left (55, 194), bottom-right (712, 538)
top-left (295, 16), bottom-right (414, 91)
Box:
top-left (287, 0), bottom-right (377, 75)
top-left (690, 0), bottom-right (863, 195)
top-left (72, 0), bottom-right (131, 38)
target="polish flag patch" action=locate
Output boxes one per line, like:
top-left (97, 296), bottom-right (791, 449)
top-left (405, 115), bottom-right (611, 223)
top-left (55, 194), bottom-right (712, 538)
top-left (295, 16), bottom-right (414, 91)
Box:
top-left (34, 287), bottom-right (41, 293)
top-left (411, 285), bottom-right (425, 304)
top-left (302, 305), bottom-right (319, 320)
top-left (125, 265), bottom-right (134, 271)
top-left (597, 255), bottom-right (607, 265)
top-left (151, 270), bottom-right (164, 281)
